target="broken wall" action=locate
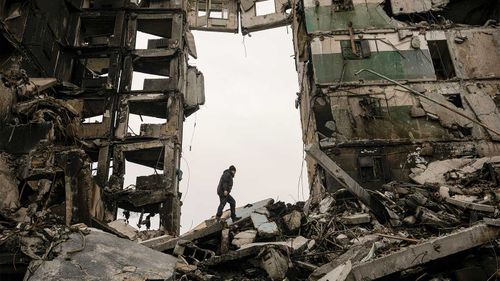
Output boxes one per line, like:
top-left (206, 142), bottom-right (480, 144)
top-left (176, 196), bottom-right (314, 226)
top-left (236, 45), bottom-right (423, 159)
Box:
top-left (0, 0), bottom-right (205, 250)
top-left (291, 0), bottom-right (500, 197)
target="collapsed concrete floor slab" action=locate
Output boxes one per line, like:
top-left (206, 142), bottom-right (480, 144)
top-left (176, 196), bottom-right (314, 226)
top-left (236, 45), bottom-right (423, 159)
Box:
top-left (24, 227), bottom-right (178, 281)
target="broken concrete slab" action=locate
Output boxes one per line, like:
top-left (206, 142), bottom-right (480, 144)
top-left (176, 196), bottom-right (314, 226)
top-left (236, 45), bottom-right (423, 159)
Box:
top-left (318, 260), bottom-right (352, 281)
top-left (141, 220), bottom-right (223, 251)
top-left (203, 243), bottom-right (292, 266)
top-left (25, 228), bottom-right (177, 281)
top-left (257, 222), bottom-right (280, 238)
top-left (445, 197), bottom-right (496, 213)
top-left (173, 240), bottom-right (216, 261)
top-left (223, 198), bottom-right (274, 225)
top-left (418, 91), bottom-right (475, 130)
top-left (251, 212), bottom-right (269, 228)
top-left (232, 230), bottom-right (257, 247)
top-left (143, 200), bottom-right (275, 252)
top-left (464, 89), bottom-right (500, 141)
top-left (240, 236), bottom-right (310, 253)
top-left (411, 156), bottom-right (500, 185)
top-left (107, 219), bottom-right (138, 240)
top-left (310, 245), bottom-right (372, 281)
top-left (283, 210), bottom-right (303, 232)
top-left (175, 261), bottom-right (197, 273)
top-left (205, 237), bottom-right (309, 266)
top-left (254, 207), bottom-right (271, 216)
top-left (346, 223), bottom-right (500, 281)
top-left (259, 246), bottom-right (290, 280)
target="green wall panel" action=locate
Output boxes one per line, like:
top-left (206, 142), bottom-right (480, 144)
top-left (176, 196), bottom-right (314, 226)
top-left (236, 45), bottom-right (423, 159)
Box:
top-left (304, 4), bottom-right (394, 33)
top-left (312, 50), bottom-right (436, 84)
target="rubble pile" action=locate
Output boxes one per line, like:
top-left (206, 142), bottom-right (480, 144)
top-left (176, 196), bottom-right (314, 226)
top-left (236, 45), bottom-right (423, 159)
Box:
top-left (2, 154), bottom-right (500, 280)
top-left (141, 157), bottom-right (500, 281)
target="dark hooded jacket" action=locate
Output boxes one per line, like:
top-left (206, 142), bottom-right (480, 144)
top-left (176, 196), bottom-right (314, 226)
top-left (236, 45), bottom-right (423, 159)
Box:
top-left (217, 169), bottom-right (234, 195)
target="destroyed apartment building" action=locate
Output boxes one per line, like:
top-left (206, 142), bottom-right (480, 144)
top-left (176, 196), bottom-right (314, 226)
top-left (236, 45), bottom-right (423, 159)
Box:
top-left (1, 0), bottom-right (500, 280)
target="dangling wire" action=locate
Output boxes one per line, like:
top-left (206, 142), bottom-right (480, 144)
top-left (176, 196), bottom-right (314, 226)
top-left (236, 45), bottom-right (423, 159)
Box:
top-left (181, 156), bottom-right (191, 202)
top-left (242, 35), bottom-right (248, 58)
top-left (189, 112), bottom-right (198, 151)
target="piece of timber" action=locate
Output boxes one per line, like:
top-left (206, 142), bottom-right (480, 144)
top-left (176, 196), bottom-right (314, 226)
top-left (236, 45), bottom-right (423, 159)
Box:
top-left (346, 223), bottom-right (500, 281)
top-left (305, 144), bottom-right (391, 224)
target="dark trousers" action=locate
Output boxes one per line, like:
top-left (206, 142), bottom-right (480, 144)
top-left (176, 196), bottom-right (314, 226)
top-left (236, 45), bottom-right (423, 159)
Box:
top-left (216, 193), bottom-right (236, 218)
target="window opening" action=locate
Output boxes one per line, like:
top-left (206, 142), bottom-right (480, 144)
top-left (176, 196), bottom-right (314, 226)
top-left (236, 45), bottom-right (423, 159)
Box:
top-left (341, 40), bottom-right (371, 59)
top-left (446, 94), bottom-right (463, 108)
top-left (428, 40), bottom-right (456, 80)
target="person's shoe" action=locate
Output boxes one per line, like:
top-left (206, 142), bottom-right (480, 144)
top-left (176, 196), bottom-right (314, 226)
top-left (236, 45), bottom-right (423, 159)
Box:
top-left (231, 216), bottom-right (242, 222)
top-left (215, 216), bottom-right (222, 223)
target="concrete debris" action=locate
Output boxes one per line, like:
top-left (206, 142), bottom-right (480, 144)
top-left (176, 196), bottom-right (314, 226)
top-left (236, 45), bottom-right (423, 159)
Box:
top-left (259, 246), bottom-right (291, 280)
top-left (136, 183), bottom-right (500, 280)
top-left (319, 195), bottom-right (335, 214)
top-left (175, 261), bottom-right (198, 273)
top-left (1, 0), bottom-right (500, 280)
top-left (282, 210), bottom-right (303, 231)
top-left (251, 212), bottom-right (269, 228)
top-left (257, 221), bottom-right (280, 238)
top-left (222, 198), bottom-right (275, 225)
top-left (318, 260), bottom-right (351, 281)
top-left (2, 168), bottom-right (500, 281)
top-left (341, 213), bottom-right (371, 225)
top-left (25, 228), bottom-right (177, 281)
top-left (445, 197), bottom-right (496, 213)
top-left (107, 219), bottom-right (138, 240)
top-left (390, 0), bottom-right (450, 15)
top-left (240, 236), bottom-right (310, 253)
top-left (411, 156), bottom-right (500, 185)
top-left (232, 230), bottom-right (257, 247)
top-left (349, 223), bottom-right (500, 281)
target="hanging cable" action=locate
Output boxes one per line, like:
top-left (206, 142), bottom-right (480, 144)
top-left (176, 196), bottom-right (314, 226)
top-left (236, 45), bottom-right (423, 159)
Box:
top-left (242, 35), bottom-right (248, 58)
top-left (189, 112), bottom-right (198, 151)
top-left (181, 156), bottom-right (191, 202)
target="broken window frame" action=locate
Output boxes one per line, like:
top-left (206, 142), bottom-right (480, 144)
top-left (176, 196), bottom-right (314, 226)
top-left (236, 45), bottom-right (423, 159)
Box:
top-left (340, 39), bottom-right (371, 60)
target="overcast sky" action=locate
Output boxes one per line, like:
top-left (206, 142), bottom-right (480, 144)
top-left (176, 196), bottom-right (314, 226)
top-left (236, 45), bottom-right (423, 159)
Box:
top-left (126, 26), bottom-right (307, 234)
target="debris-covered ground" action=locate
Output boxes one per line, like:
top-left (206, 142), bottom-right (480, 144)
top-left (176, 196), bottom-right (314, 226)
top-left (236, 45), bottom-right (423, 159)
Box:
top-left (2, 156), bottom-right (500, 280)
top-left (156, 155), bottom-right (500, 281)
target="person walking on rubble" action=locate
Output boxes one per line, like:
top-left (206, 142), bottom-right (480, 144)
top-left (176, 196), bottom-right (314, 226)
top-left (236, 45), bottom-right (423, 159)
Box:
top-left (216, 165), bottom-right (241, 222)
